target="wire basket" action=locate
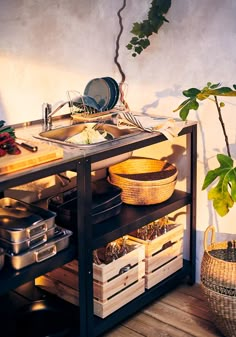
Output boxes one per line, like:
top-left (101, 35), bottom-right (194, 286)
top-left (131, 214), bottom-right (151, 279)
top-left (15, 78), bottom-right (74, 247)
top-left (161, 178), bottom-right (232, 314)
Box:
top-left (201, 225), bottom-right (236, 337)
top-left (108, 157), bottom-right (177, 205)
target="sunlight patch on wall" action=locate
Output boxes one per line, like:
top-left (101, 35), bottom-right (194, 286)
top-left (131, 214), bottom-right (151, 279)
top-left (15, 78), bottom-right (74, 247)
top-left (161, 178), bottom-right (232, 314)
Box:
top-left (0, 54), bottom-right (89, 124)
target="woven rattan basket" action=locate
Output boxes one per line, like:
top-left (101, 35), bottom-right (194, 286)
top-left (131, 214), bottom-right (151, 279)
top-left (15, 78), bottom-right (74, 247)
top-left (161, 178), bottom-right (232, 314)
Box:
top-left (108, 157), bottom-right (177, 205)
top-left (201, 225), bottom-right (236, 337)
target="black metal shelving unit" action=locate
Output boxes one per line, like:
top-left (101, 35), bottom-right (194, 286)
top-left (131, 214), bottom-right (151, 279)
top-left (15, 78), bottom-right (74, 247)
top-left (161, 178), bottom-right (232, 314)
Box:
top-left (0, 122), bottom-right (197, 337)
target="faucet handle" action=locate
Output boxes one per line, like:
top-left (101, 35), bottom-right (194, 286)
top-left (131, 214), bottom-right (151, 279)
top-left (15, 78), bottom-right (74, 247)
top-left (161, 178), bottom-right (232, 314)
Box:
top-left (42, 102), bottom-right (48, 123)
top-left (42, 103), bottom-right (52, 129)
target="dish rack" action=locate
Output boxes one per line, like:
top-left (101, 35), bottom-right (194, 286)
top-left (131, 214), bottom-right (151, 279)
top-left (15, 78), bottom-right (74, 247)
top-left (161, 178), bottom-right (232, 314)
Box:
top-left (68, 77), bottom-right (130, 124)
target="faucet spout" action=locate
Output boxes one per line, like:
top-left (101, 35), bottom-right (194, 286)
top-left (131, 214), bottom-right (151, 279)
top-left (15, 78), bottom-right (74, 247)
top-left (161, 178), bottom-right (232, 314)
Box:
top-left (42, 101), bottom-right (69, 131)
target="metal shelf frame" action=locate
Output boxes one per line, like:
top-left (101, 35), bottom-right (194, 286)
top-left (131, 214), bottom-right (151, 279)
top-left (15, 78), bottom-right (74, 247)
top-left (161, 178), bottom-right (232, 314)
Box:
top-left (0, 122), bottom-right (197, 337)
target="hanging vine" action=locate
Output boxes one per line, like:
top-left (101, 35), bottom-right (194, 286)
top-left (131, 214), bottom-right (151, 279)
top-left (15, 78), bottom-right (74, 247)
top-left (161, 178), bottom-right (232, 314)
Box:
top-left (114, 0), bottom-right (172, 110)
top-left (126, 0), bottom-right (172, 57)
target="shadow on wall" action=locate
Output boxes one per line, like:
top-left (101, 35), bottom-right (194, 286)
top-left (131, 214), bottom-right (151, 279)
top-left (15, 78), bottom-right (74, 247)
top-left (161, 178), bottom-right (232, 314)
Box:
top-left (160, 144), bottom-right (186, 182)
top-left (140, 85), bottom-right (182, 114)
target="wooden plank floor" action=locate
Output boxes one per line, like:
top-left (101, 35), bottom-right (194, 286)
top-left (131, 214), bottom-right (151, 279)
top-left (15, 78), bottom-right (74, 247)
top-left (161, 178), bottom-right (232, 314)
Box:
top-left (103, 283), bottom-right (225, 337)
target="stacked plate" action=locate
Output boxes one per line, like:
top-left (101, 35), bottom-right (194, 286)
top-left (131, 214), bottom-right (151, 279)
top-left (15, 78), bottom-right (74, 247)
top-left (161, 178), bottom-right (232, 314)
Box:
top-left (82, 77), bottom-right (120, 112)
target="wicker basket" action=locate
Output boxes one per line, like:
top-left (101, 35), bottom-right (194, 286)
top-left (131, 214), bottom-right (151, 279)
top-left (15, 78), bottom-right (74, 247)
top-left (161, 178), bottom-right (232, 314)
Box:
top-left (108, 157), bottom-right (177, 205)
top-left (201, 225), bottom-right (236, 337)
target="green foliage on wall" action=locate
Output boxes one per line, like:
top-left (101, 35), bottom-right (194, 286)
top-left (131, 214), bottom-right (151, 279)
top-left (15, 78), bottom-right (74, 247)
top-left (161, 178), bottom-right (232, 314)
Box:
top-left (126, 0), bottom-right (172, 57)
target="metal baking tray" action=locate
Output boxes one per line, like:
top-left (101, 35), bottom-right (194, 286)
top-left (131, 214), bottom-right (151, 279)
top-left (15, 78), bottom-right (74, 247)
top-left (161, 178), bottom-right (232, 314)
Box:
top-left (48, 178), bottom-right (122, 226)
top-left (0, 225), bottom-right (56, 254)
top-left (0, 197), bottom-right (56, 242)
top-left (5, 226), bottom-right (72, 270)
top-left (48, 178), bottom-right (122, 213)
top-left (52, 200), bottom-right (123, 231)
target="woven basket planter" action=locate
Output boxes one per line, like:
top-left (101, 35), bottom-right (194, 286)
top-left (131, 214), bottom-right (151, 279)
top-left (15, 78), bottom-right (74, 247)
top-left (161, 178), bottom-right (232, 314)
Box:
top-left (108, 157), bottom-right (177, 205)
top-left (201, 225), bottom-right (236, 337)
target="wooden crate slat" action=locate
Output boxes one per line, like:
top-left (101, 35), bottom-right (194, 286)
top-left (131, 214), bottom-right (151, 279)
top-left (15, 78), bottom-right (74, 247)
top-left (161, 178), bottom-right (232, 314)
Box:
top-left (130, 224), bottom-right (184, 257)
top-left (145, 239), bottom-right (183, 273)
top-left (35, 239), bottom-right (145, 318)
top-left (145, 254), bottom-right (183, 289)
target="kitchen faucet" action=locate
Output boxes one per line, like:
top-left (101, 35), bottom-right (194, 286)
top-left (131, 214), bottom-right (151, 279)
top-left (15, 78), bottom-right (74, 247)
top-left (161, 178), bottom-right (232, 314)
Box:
top-left (42, 101), bottom-right (71, 131)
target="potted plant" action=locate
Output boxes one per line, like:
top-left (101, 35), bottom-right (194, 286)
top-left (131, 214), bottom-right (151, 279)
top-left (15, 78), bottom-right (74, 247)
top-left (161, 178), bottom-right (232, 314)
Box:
top-left (174, 82), bottom-right (236, 337)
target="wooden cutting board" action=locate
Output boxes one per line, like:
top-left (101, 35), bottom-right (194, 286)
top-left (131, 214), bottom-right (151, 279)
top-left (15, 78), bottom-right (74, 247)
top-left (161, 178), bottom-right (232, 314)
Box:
top-left (0, 141), bottom-right (63, 175)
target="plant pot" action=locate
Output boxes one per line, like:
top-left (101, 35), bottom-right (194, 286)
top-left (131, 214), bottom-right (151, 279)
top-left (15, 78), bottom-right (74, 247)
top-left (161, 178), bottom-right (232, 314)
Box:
top-left (201, 225), bottom-right (236, 337)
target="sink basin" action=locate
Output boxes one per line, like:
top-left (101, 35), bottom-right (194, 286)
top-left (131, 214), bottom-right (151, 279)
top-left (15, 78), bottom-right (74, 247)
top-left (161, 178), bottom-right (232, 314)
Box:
top-left (37, 123), bottom-right (140, 147)
top-left (35, 123), bottom-right (141, 171)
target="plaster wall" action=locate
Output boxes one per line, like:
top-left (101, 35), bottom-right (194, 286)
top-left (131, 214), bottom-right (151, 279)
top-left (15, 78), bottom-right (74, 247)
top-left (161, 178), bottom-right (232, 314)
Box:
top-left (1, 0), bottom-right (236, 282)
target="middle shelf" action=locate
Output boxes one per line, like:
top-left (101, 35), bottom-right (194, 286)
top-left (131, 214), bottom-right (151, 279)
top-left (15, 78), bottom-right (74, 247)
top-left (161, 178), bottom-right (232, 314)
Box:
top-left (0, 188), bottom-right (191, 296)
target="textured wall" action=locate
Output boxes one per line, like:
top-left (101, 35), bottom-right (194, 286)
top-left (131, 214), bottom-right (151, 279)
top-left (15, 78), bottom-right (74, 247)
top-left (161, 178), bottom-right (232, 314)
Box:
top-left (1, 0), bottom-right (236, 282)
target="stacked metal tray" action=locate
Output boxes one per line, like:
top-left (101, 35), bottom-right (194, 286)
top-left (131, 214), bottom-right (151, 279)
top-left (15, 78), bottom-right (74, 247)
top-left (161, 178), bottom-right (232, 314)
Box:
top-left (48, 178), bottom-right (123, 230)
top-left (0, 197), bottom-right (72, 270)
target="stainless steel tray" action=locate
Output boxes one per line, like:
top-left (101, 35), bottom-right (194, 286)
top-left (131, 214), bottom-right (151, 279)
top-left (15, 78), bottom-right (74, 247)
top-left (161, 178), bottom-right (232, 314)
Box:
top-left (5, 226), bottom-right (72, 270)
top-left (0, 197), bottom-right (56, 242)
top-left (0, 225), bottom-right (56, 254)
top-left (48, 178), bottom-right (122, 227)
top-left (48, 178), bottom-right (122, 214)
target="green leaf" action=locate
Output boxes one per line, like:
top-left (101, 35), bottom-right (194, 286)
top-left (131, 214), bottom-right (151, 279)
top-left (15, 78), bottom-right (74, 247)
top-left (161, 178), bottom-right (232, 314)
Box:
top-left (173, 98), bottom-right (191, 112)
top-left (127, 0), bottom-right (171, 56)
top-left (134, 46), bottom-right (143, 55)
top-left (202, 168), bottom-right (223, 190)
top-left (203, 154), bottom-right (233, 189)
top-left (183, 88), bottom-right (201, 98)
top-left (217, 153), bottom-right (233, 166)
top-left (208, 184), bottom-right (234, 216)
top-left (154, 0), bottom-right (172, 14)
top-left (173, 97), bottom-right (199, 120)
top-left (209, 82), bottom-right (221, 89)
top-left (131, 22), bottom-right (143, 36)
top-left (130, 37), bottom-right (139, 45)
top-left (208, 87), bottom-right (236, 96)
top-left (139, 21), bottom-right (153, 37)
top-left (202, 154), bottom-right (236, 216)
top-left (228, 169), bottom-right (236, 201)
top-left (179, 99), bottom-right (199, 121)
top-left (139, 38), bottom-right (150, 49)
top-left (126, 44), bottom-right (133, 50)
top-left (174, 83), bottom-right (236, 121)
top-left (196, 92), bottom-right (210, 100)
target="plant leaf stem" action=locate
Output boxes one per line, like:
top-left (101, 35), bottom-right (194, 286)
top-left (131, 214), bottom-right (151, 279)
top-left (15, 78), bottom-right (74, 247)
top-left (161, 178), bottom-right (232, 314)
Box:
top-left (214, 95), bottom-right (231, 157)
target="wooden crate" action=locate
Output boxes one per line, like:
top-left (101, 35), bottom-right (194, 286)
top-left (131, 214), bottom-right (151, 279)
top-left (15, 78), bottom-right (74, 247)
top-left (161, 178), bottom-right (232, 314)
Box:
top-left (35, 238), bottom-right (145, 318)
top-left (129, 223), bottom-right (184, 289)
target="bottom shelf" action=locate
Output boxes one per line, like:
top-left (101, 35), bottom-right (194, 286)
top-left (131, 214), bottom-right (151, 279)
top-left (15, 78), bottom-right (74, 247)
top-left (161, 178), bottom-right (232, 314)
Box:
top-left (93, 260), bottom-right (193, 337)
top-left (0, 282), bottom-right (79, 337)
top-left (0, 261), bottom-right (194, 337)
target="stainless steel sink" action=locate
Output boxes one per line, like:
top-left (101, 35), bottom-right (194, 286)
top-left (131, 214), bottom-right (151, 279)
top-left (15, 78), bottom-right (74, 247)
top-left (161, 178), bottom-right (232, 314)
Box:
top-left (35, 123), bottom-right (141, 170)
top-left (36, 122), bottom-right (140, 147)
